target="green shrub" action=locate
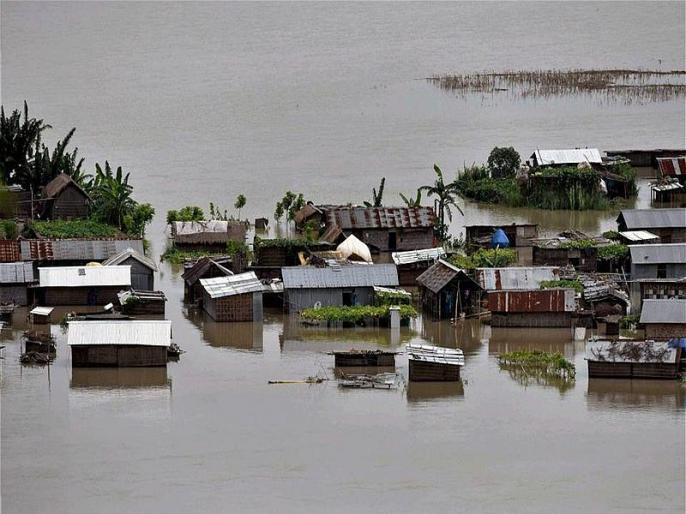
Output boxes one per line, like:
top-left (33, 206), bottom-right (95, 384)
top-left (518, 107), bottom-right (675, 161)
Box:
top-left (498, 350), bottom-right (576, 380)
top-left (597, 243), bottom-right (629, 262)
top-left (300, 305), bottom-right (417, 325)
top-left (166, 205), bottom-right (204, 225)
top-left (450, 247), bottom-right (518, 269)
top-left (540, 279), bottom-right (583, 293)
top-left (0, 219), bottom-right (18, 239)
top-left (29, 219), bottom-right (118, 238)
top-left (487, 146), bottom-right (521, 179)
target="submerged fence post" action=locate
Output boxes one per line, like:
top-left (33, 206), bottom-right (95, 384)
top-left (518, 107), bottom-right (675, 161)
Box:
top-left (389, 306), bottom-right (400, 329)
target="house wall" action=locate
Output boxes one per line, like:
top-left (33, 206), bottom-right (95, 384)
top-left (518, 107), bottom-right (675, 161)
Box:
top-left (203, 291), bottom-right (262, 322)
top-left (491, 312), bottom-right (573, 328)
top-left (0, 284), bottom-right (28, 305)
top-left (631, 263), bottom-right (686, 279)
top-left (353, 228), bottom-right (433, 252)
top-left (51, 184), bottom-right (89, 220)
top-left (645, 323), bottom-right (686, 339)
top-left (285, 287), bottom-right (374, 312)
top-left (41, 286), bottom-right (123, 306)
top-left (533, 247), bottom-right (597, 272)
top-left (122, 257), bottom-right (154, 291)
top-left (71, 345), bottom-right (167, 367)
top-left (629, 281), bottom-right (686, 311)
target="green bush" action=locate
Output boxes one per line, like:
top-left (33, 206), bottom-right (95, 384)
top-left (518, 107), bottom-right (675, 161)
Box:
top-left (450, 247), bottom-right (518, 269)
top-left (597, 243), bottom-right (629, 262)
top-left (300, 305), bottom-right (417, 325)
top-left (540, 279), bottom-right (583, 293)
top-left (0, 219), bottom-right (18, 239)
top-left (526, 167), bottom-right (607, 210)
top-left (487, 146), bottom-right (521, 179)
top-left (166, 205), bottom-right (204, 225)
top-left (455, 165), bottom-right (524, 206)
top-left (29, 219), bottom-right (118, 238)
top-left (498, 350), bottom-right (576, 381)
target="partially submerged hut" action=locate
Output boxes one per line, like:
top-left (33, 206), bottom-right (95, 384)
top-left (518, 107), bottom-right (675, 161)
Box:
top-left (416, 259), bottom-right (483, 320)
top-left (465, 224), bottom-right (538, 264)
top-left (391, 247), bottom-right (446, 286)
top-left (487, 288), bottom-right (577, 328)
top-left (117, 289), bottom-right (167, 316)
top-left (586, 339), bottom-right (679, 379)
top-left (629, 243), bottom-right (686, 279)
top-left (103, 248), bottom-right (157, 291)
top-left (171, 220), bottom-right (246, 249)
top-left (407, 343), bottom-right (464, 382)
top-left (182, 256), bottom-right (233, 303)
top-left (68, 320), bottom-right (172, 367)
top-left (0, 261), bottom-right (35, 305)
top-left (639, 299), bottom-right (686, 339)
top-left (617, 208), bottom-right (686, 243)
top-left (200, 271), bottom-right (263, 322)
top-left (532, 234), bottom-right (604, 272)
top-left (281, 264), bottom-right (399, 311)
top-left (36, 265), bottom-right (131, 305)
top-left (30, 306), bottom-right (54, 324)
top-left (41, 173), bottom-right (90, 220)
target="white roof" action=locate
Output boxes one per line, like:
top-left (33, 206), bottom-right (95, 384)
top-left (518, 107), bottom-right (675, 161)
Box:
top-left (392, 247), bottom-right (446, 265)
top-left (475, 267), bottom-right (559, 291)
top-left (30, 306), bottom-right (54, 316)
top-left (39, 266), bottom-right (131, 288)
top-left (532, 148), bottom-right (602, 165)
top-left (406, 343), bottom-right (465, 366)
top-left (336, 234), bottom-right (372, 263)
top-left (172, 220), bottom-right (229, 235)
top-left (200, 271), bottom-right (263, 299)
top-left (68, 320), bottom-right (172, 347)
top-left (618, 230), bottom-right (659, 242)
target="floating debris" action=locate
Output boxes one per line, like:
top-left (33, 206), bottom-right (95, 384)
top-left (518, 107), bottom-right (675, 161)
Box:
top-left (268, 376), bottom-right (327, 385)
top-left (338, 372), bottom-right (400, 389)
top-left (20, 351), bottom-right (53, 365)
top-left (427, 69), bottom-right (686, 104)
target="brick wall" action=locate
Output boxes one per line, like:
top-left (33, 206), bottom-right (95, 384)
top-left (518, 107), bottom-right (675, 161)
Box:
top-left (205, 292), bottom-right (255, 322)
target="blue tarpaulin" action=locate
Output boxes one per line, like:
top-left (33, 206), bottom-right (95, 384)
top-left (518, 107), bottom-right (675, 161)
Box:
top-left (491, 228), bottom-right (510, 248)
top-left (667, 338), bottom-right (686, 349)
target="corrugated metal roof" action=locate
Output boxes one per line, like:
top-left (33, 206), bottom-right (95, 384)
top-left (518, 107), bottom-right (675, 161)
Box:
top-left (475, 267), bottom-right (559, 291)
top-left (657, 156), bottom-right (686, 177)
top-left (200, 271), bottom-right (263, 298)
top-left (172, 220), bottom-right (230, 235)
top-left (282, 264), bottom-right (399, 289)
top-left (39, 266), bottom-right (131, 288)
top-left (102, 247), bottom-right (157, 271)
top-left (586, 339), bottom-right (677, 363)
top-left (0, 261), bottom-right (35, 283)
top-left (618, 208), bottom-right (686, 230)
top-left (68, 320), bottom-right (172, 347)
top-left (532, 148), bottom-right (602, 166)
top-left (618, 230), bottom-right (659, 242)
top-left (651, 181), bottom-right (683, 192)
top-left (181, 257), bottom-right (233, 285)
top-left (416, 259), bottom-right (473, 294)
top-left (322, 206), bottom-right (435, 230)
top-left (629, 243), bottom-right (686, 265)
top-left (406, 344), bottom-right (464, 366)
top-left (392, 247), bottom-right (446, 265)
top-left (639, 299), bottom-right (686, 324)
top-left (0, 240), bottom-right (21, 263)
top-left (30, 306), bottom-right (54, 316)
top-left (20, 238), bottom-right (145, 261)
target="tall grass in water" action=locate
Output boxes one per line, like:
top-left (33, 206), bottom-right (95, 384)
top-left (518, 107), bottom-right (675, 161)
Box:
top-left (526, 167), bottom-right (607, 210)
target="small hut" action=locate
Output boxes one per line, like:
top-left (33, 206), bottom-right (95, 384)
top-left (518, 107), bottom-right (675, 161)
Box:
top-left (171, 220), bottom-right (246, 249)
top-left (639, 299), bottom-right (686, 339)
top-left (629, 243), bottom-right (686, 279)
top-left (30, 306), bottom-right (54, 324)
top-left (0, 261), bottom-right (35, 306)
top-left (586, 339), bottom-right (679, 379)
top-left (41, 173), bottom-right (90, 220)
top-left (617, 208), bottom-right (686, 243)
top-left (103, 248), bottom-right (157, 291)
top-left (182, 256), bottom-right (233, 303)
top-left (200, 272), bottom-right (264, 322)
top-left (68, 320), bottom-right (171, 367)
top-left (407, 343), bottom-right (464, 382)
top-left (36, 265), bottom-right (131, 306)
top-left (416, 259), bottom-right (482, 320)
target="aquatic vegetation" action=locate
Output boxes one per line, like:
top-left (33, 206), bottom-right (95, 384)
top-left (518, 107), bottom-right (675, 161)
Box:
top-left (539, 279), bottom-right (583, 293)
top-left (498, 350), bottom-right (576, 382)
top-left (427, 68), bottom-right (686, 104)
top-left (300, 305), bottom-right (418, 325)
top-left (374, 289), bottom-right (412, 306)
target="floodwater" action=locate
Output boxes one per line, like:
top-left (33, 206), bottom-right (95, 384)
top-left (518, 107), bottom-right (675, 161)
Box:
top-left (1, 2), bottom-right (685, 513)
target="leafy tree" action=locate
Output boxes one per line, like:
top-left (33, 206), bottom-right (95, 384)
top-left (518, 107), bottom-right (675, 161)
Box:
top-left (90, 161), bottom-right (135, 229)
top-left (234, 194), bottom-right (246, 219)
top-left (419, 164), bottom-right (463, 242)
top-left (123, 202), bottom-right (155, 237)
top-left (487, 146), bottom-right (521, 179)
top-left (399, 189), bottom-right (422, 207)
top-left (274, 191), bottom-right (305, 236)
top-left (0, 102), bottom-right (51, 186)
top-left (167, 205), bottom-right (204, 225)
top-left (364, 177), bottom-right (385, 207)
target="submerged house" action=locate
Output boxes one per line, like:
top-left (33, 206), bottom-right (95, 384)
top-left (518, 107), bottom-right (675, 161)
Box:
top-left (629, 243), bottom-right (686, 279)
top-left (392, 247), bottom-right (446, 286)
top-left (586, 339), bottom-right (679, 379)
top-left (36, 265), bottom-right (131, 305)
top-left (532, 234), bottom-right (604, 272)
top-left (617, 208), bottom-right (686, 243)
top-left (0, 261), bottom-right (35, 305)
top-left (19, 237), bottom-right (145, 266)
top-left (475, 266), bottom-right (560, 291)
top-left (200, 272), bottom-right (264, 322)
top-left (182, 256), bottom-right (233, 303)
top-left (68, 320), bottom-right (171, 367)
top-left (103, 247), bottom-right (157, 291)
top-left (295, 205), bottom-right (436, 253)
top-left (639, 299), bottom-right (686, 339)
top-left (171, 220), bottom-right (247, 249)
top-left (487, 288), bottom-right (577, 328)
top-left (416, 259), bottom-right (483, 320)
top-left (628, 278), bottom-right (686, 313)
top-left (529, 148), bottom-right (603, 168)
top-left (281, 264), bottom-right (399, 312)
top-left (41, 173), bottom-right (90, 220)
top-left (466, 224), bottom-right (538, 264)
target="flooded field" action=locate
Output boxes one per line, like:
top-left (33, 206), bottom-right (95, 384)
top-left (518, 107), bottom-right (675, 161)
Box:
top-left (1, 1), bottom-right (685, 513)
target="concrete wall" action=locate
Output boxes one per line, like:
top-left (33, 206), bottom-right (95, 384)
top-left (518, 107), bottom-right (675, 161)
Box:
top-left (631, 263), bottom-right (686, 279)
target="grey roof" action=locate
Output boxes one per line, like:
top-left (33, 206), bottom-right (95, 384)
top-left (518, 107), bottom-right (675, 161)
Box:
top-left (392, 247), bottom-right (446, 265)
top-left (102, 247), bottom-right (157, 271)
top-left (282, 264), bottom-right (399, 289)
top-left (475, 267), bottom-right (559, 291)
top-left (321, 206), bottom-right (435, 230)
top-left (0, 262), bottom-right (35, 284)
top-left (629, 243), bottom-right (686, 265)
top-left (618, 208), bottom-right (686, 230)
top-left (20, 238), bottom-right (145, 261)
top-left (200, 271), bottom-right (263, 298)
top-left (416, 259), bottom-right (476, 294)
top-left (639, 299), bottom-right (686, 324)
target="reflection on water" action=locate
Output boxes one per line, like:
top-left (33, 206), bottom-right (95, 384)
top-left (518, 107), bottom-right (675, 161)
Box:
top-left (487, 327), bottom-right (576, 359)
top-left (185, 308), bottom-right (263, 351)
top-left (406, 381), bottom-right (465, 402)
top-left (420, 318), bottom-right (486, 356)
top-left (70, 367), bottom-right (171, 389)
top-left (587, 379), bottom-right (686, 411)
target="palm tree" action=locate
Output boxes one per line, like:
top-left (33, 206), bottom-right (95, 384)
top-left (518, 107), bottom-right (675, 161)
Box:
top-left (364, 177), bottom-right (385, 208)
top-left (419, 164), bottom-right (463, 241)
top-left (399, 189), bottom-right (422, 207)
top-left (234, 194), bottom-right (246, 219)
top-left (91, 161), bottom-right (135, 229)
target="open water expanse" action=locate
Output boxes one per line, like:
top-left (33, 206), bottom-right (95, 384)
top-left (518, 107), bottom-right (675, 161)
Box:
top-left (1, 2), bottom-right (685, 513)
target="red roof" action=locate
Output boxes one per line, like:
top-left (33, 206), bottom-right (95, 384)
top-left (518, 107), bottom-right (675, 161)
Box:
top-left (657, 157), bottom-right (686, 177)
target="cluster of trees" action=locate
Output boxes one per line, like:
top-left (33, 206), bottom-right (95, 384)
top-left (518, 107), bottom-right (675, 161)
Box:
top-left (0, 102), bottom-right (154, 236)
top-left (166, 195), bottom-right (248, 226)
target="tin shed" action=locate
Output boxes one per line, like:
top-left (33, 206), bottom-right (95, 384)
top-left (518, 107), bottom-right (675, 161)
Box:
top-left (103, 247), bottom-right (157, 291)
top-left (37, 265), bottom-right (131, 305)
top-left (200, 272), bottom-right (263, 322)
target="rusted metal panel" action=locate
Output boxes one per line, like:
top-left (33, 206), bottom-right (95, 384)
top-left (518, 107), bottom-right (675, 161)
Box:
top-left (657, 156), bottom-right (686, 177)
top-left (323, 206), bottom-right (435, 230)
top-left (487, 289), bottom-right (575, 313)
top-left (0, 240), bottom-right (21, 262)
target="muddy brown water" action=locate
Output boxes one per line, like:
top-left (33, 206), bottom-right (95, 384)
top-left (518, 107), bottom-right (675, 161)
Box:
top-left (2, 2), bottom-right (685, 513)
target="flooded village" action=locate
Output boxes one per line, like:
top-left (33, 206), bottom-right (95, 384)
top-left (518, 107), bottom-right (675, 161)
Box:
top-left (1, 2), bottom-right (685, 513)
